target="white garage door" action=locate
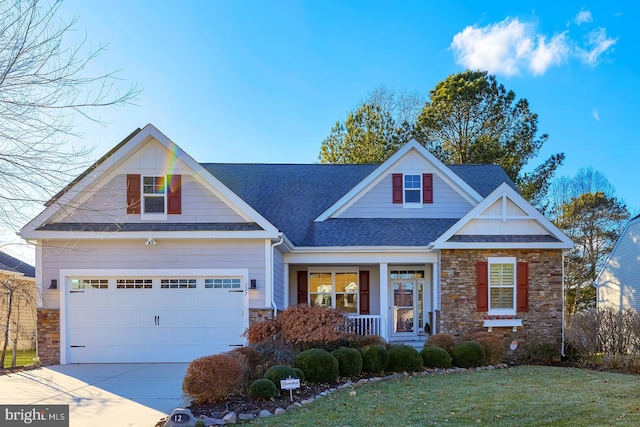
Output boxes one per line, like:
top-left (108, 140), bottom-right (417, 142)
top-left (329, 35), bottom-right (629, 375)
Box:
top-left (65, 272), bottom-right (249, 363)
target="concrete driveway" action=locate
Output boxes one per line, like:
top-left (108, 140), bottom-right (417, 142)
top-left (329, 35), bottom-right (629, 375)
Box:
top-left (0, 363), bottom-right (189, 427)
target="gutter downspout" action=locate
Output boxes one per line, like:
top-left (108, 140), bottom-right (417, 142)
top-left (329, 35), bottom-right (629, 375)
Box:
top-left (270, 234), bottom-right (284, 318)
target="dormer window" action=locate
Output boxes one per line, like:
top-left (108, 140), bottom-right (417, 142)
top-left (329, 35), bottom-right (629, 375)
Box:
top-left (404, 175), bottom-right (421, 203)
top-left (392, 173), bottom-right (433, 205)
top-left (143, 176), bottom-right (166, 214)
top-left (127, 174), bottom-right (182, 216)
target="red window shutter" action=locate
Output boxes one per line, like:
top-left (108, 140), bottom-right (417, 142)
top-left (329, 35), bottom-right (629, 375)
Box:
top-left (517, 262), bottom-right (529, 312)
top-left (167, 174), bottom-right (182, 214)
top-left (476, 261), bottom-right (489, 312)
top-left (297, 271), bottom-right (308, 305)
top-left (126, 174), bottom-right (141, 214)
top-left (422, 173), bottom-right (433, 203)
top-left (392, 173), bottom-right (403, 204)
top-left (359, 270), bottom-right (370, 315)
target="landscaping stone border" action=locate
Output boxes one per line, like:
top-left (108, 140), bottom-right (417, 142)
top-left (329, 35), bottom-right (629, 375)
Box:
top-left (158, 363), bottom-right (510, 426)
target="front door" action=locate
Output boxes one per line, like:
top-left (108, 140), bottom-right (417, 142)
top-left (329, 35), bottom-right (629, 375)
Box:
top-left (391, 280), bottom-right (423, 338)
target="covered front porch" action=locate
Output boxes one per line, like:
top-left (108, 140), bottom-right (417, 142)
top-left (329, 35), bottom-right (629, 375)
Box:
top-left (283, 251), bottom-right (440, 343)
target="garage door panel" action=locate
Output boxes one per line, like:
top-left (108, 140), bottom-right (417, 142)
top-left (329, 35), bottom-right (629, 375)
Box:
top-left (66, 275), bottom-right (248, 363)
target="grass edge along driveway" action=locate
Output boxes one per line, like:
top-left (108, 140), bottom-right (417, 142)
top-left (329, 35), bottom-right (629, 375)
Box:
top-left (254, 365), bottom-right (640, 426)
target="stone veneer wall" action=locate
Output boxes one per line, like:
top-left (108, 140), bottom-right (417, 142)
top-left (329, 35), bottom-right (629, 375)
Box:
top-left (249, 308), bottom-right (275, 326)
top-left (37, 308), bottom-right (60, 366)
top-left (439, 249), bottom-right (563, 351)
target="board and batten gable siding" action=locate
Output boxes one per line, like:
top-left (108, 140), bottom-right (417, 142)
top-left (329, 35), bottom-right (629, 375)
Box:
top-left (457, 199), bottom-right (548, 235)
top-left (39, 239), bottom-right (267, 309)
top-left (55, 174), bottom-right (246, 224)
top-left (339, 153), bottom-right (473, 218)
top-left (597, 220), bottom-right (640, 311)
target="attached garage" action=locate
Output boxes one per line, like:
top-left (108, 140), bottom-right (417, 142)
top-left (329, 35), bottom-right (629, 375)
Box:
top-left (60, 269), bottom-right (249, 363)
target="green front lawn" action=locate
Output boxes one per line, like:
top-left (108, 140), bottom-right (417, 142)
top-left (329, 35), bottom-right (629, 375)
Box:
top-left (254, 366), bottom-right (640, 426)
top-left (2, 350), bottom-right (37, 368)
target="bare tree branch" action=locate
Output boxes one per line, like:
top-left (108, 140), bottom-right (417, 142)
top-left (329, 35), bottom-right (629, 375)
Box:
top-left (0, 0), bottom-right (139, 231)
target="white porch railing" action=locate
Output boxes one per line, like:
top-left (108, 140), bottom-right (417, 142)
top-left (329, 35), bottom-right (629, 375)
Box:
top-left (346, 315), bottom-right (382, 336)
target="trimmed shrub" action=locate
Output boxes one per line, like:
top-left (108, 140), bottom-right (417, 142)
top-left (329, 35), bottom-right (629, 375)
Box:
top-left (293, 367), bottom-right (306, 383)
top-left (248, 378), bottom-right (279, 400)
top-left (229, 346), bottom-right (263, 381)
top-left (293, 349), bottom-right (339, 384)
top-left (516, 342), bottom-right (560, 364)
top-left (182, 353), bottom-right (247, 403)
top-left (451, 341), bottom-right (485, 368)
top-left (264, 364), bottom-right (297, 389)
top-left (252, 341), bottom-right (296, 366)
top-left (361, 345), bottom-right (389, 373)
top-left (426, 333), bottom-right (456, 354)
top-left (355, 334), bottom-right (387, 349)
top-left (387, 344), bottom-right (423, 373)
top-left (420, 345), bottom-right (452, 368)
top-left (333, 347), bottom-right (363, 377)
top-left (463, 333), bottom-right (506, 365)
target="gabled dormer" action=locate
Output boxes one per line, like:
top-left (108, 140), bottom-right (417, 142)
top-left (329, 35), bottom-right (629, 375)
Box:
top-left (316, 140), bottom-right (483, 221)
top-left (20, 124), bottom-right (279, 240)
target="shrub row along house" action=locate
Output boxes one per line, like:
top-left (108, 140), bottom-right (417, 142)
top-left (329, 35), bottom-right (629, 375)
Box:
top-left (19, 124), bottom-right (573, 364)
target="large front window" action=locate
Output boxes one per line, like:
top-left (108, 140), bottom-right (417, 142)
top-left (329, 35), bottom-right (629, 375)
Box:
top-left (143, 176), bottom-right (166, 214)
top-left (488, 257), bottom-right (516, 315)
top-left (309, 271), bottom-right (359, 313)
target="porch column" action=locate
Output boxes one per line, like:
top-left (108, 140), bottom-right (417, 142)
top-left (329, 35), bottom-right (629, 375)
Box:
top-left (432, 260), bottom-right (439, 335)
top-left (379, 262), bottom-right (389, 341)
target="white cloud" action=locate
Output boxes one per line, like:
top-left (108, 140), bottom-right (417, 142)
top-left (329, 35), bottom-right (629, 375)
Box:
top-left (575, 10), bottom-right (593, 25)
top-left (529, 33), bottom-right (570, 75)
top-left (451, 18), bottom-right (570, 76)
top-left (451, 14), bottom-right (617, 77)
top-left (577, 27), bottom-right (618, 66)
top-left (592, 108), bottom-right (600, 121)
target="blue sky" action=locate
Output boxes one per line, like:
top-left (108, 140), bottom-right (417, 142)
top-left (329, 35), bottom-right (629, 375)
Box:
top-left (3, 1), bottom-right (639, 261)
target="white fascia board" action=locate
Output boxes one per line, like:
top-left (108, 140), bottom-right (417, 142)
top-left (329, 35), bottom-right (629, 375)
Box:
top-left (436, 242), bottom-right (573, 250)
top-left (19, 124), bottom-right (279, 237)
top-left (433, 182), bottom-right (574, 249)
top-left (22, 230), bottom-right (278, 240)
top-left (315, 139), bottom-right (483, 222)
top-left (285, 249), bottom-right (438, 264)
top-left (594, 216), bottom-right (640, 286)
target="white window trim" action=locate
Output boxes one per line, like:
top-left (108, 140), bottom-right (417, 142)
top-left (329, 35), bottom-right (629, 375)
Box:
top-left (403, 174), bottom-right (422, 208)
top-left (487, 256), bottom-right (517, 316)
top-left (141, 175), bottom-right (168, 220)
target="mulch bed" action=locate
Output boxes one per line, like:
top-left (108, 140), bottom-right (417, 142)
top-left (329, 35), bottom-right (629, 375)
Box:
top-left (188, 380), bottom-right (344, 418)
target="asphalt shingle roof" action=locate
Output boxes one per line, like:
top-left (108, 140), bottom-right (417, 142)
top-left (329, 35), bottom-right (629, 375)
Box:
top-left (0, 250), bottom-right (35, 277)
top-left (202, 163), bottom-right (517, 246)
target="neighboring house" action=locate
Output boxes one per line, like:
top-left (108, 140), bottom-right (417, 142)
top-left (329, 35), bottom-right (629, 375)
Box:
top-left (0, 250), bottom-right (36, 351)
top-left (20, 124), bottom-right (573, 365)
top-left (595, 214), bottom-right (640, 310)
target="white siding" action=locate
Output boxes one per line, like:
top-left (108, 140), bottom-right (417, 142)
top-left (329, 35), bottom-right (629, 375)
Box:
top-left (40, 239), bottom-right (267, 309)
top-left (340, 172), bottom-right (472, 219)
top-left (57, 174), bottom-right (245, 224)
top-left (458, 218), bottom-right (547, 235)
top-left (597, 221), bottom-right (640, 310)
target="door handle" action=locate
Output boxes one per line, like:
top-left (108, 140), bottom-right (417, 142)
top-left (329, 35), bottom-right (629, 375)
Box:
top-left (154, 315), bottom-right (160, 326)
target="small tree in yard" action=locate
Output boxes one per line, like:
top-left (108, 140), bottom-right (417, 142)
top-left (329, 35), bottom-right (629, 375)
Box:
top-left (0, 275), bottom-right (36, 367)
